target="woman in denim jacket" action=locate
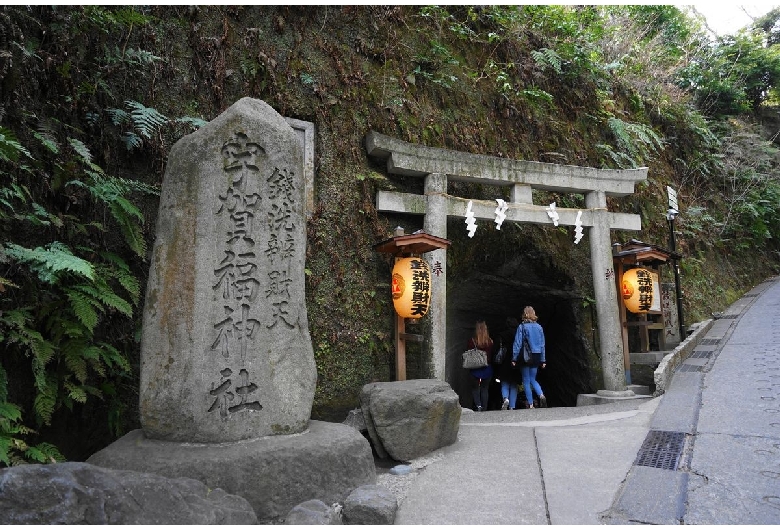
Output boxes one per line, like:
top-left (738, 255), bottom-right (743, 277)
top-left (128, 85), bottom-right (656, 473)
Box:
top-left (511, 306), bottom-right (547, 409)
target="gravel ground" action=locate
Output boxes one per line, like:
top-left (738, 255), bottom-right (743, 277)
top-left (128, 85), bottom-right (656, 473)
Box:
top-left (375, 450), bottom-right (444, 505)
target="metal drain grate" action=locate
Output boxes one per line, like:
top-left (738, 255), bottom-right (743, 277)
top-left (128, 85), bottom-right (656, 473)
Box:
top-left (719, 314), bottom-right (738, 319)
top-left (691, 349), bottom-right (713, 358)
top-left (700, 338), bottom-right (720, 345)
top-left (678, 364), bottom-right (702, 372)
top-left (635, 430), bottom-right (685, 470)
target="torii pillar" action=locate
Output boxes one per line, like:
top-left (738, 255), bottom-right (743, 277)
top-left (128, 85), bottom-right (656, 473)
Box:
top-left (424, 172), bottom-right (449, 381)
top-left (586, 191), bottom-right (626, 393)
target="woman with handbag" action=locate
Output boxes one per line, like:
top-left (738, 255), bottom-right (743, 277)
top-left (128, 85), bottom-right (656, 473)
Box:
top-left (511, 306), bottom-right (547, 409)
top-left (467, 320), bottom-right (494, 412)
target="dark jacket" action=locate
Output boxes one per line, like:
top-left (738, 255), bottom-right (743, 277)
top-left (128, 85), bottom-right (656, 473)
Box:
top-left (496, 324), bottom-right (520, 382)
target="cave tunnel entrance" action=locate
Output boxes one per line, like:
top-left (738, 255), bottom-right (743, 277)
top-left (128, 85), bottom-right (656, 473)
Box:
top-left (446, 257), bottom-right (594, 410)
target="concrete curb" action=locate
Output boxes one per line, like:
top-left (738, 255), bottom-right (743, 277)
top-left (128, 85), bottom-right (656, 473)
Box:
top-left (652, 319), bottom-right (713, 395)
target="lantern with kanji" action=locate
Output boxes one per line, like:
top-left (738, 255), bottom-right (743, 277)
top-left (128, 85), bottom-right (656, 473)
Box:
top-left (621, 267), bottom-right (654, 313)
top-left (391, 257), bottom-right (431, 318)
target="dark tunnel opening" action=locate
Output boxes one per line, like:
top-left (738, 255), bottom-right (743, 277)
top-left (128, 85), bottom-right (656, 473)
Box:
top-left (446, 259), bottom-right (596, 410)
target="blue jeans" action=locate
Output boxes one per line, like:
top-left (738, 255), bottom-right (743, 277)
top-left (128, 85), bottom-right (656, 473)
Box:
top-left (521, 365), bottom-right (544, 405)
top-left (501, 380), bottom-right (518, 409)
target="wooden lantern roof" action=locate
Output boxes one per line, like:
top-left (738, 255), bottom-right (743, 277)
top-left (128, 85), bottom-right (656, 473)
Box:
top-left (613, 238), bottom-right (680, 266)
top-left (374, 230), bottom-right (451, 256)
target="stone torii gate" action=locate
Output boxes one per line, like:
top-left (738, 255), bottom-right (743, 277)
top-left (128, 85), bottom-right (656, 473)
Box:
top-left (366, 131), bottom-right (649, 394)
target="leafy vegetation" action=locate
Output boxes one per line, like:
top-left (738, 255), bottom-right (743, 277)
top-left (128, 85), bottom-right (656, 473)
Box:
top-left (1, 5), bottom-right (780, 463)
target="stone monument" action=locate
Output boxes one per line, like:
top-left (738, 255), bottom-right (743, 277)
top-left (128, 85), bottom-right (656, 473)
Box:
top-left (88, 98), bottom-right (375, 522)
top-left (138, 96), bottom-right (316, 441)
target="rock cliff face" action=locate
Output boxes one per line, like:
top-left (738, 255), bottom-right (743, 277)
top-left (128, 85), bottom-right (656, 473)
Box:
top-left (2, 6), bottom-right (778, 462)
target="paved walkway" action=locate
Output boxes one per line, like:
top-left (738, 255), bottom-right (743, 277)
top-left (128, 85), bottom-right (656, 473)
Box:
top-left (390, 276), bottom-right (780, 525)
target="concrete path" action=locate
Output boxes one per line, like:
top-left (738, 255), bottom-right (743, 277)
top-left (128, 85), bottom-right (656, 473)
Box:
top-left (389, 276), bottom-right (780, 525)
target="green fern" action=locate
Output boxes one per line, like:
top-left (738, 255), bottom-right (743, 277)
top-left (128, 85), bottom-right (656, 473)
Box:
top-left (64, 380), bottom-right (88, 403)
top-left (597, 143), bottom-right (637, 169)
top-left (0, 126), bottom-right (32, 163)
top-left (63, 346), bottom-right (89, 385)
top-left (68, 137), bottom-right (96, 166)
top-left (0, 183), bottom-right (30, 219)
top-left (0, 308), bottom-right (56, 370)
top-left (521, 88), bottom-right (555, 107)
top-left (71, 282), bottom-right (133, 318)
top-left (176, 116), bottom-right (208, 129)
top-left (65, 289), bottom-right (100, 332)
top-left (32, 377), bottom-right (57, 425)
top-left (32, 130), bottom-right (59, 155)
top-left (109, 101), bottom-right (172, 150)
top-left (23, 442), bottom-right (64, 464)
top-left (0, 401), bottom-right (20, 423)
top-left (126, 99), bottom-right (168, 139)
top-left (66, 171), bottom-right (158, 258)
top-left (120, 131), bottom-right (143, 151)
top-left (96, 343), bottom-right (131, 373)
top-left (123, 47), bottom-right (162, 66)
top-left (0, 18), bottom-right (160, 465)
top-left (606, 117), bottom-right (664, 167)
top-left (531, 48), bottom-right (563, 74)
top-left (100, 252), bottom-right (141, 305)
top-left (80, 345), bottom-right (106, 377)
top-left (4, 242), bottom-right (95, 283)
top-left (107, 107), bottom-right (132, 127)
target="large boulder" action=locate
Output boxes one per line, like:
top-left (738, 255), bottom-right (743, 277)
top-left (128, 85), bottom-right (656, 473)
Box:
top-left (0, 461), bottom-right (256, 525)
top-left (361, 379), bottom-right (461, 461)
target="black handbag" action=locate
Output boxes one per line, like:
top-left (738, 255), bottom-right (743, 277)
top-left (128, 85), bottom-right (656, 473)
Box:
top-left (494, 339), bottom-right (506, 364)
top-left (522, 326), bottom-right (532, 364)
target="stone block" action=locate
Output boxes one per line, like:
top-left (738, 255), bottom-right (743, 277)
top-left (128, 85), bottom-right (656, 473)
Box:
top-left (87, 420), bottom-right (375, 523)
top-left (343, 484), bottom-right (397, 525)
top-left (360, 379), bottom-right (460, 461)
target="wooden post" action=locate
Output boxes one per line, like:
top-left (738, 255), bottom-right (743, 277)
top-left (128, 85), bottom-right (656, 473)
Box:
top-left (395, 313), bottom-right (406, 381)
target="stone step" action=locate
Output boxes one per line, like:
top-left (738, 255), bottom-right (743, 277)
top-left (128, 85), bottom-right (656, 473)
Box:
top-left (629, 351), bottom-right (669, 365)
top-left (627, 384), bottom-right (652, 396)
top-left (575, 386), bottom-right (654, 406)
